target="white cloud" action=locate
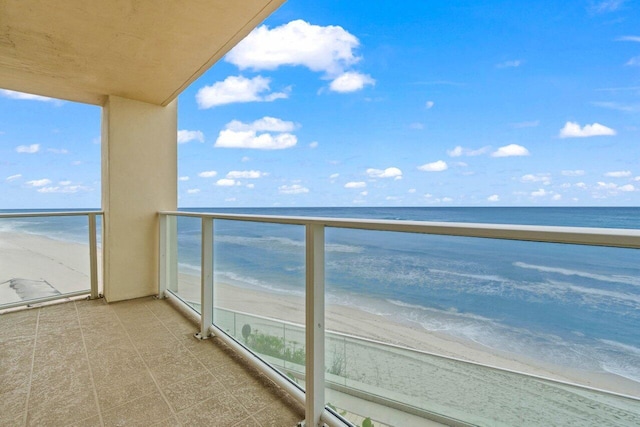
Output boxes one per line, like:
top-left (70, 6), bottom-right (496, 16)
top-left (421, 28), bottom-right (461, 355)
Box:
top-left (345, 181), bottom-right (366, 189)
top-left (576, 182), bottom-right (588, 189)
top-left (635, 176), bottom-right (640, 181)
top-left (591, 0), bottom-right (625, 13)
top-left (58, 180), bottom-right (71, 186)
top-left (195, 75), bottom-right (288, 109)
top-left (329, 72), bottom-right (375, 92)
top-left (558, 121), bottom-right (616, 138)
top-left (531, 188), bottom-right (548, 197)
top-left (309, 141), bottom-right (319, 148)
top-left (47, 148), bottom-right (68, 154)
top-left (187, 189), bottom-right (200, 194)
top-left (620, 184), bottom-right (636, 192)
top-left (408, 189), bottom-right (416, 193)
top-left (226, 20), bottom-right (361, 76)
top-left (241, 156), bottom-right (251, 162)
top-left (215, 117), bottom-right (298, 150)
top-left (26, 179), bottom-right (52, 187)
top-left (178, 176), bottom-right (190, 181)
top-left (409, 122), bottom-right (424, 130)
top-left (425, 101), bottom-right (435, 109)
top-left (216, 179), bottom-right (239, 186)
top-left (246, 183), bottom-right (255, 189)
top-left (279, 184), bottom-right (309, 194)
top-left (552, 194), bottom-right (562, 201)
top-left (329, 173), bottom-right (340, 180)
top-left (37, 185), bottom-right (89, 194)
top-left (366, 167), bottom-right (402, 179)
top-left (617, 35), bottom-right (640, 42)
top-left (521, 173), bottom-right (551, 184)
top-left (496, 60), bottom-right (522, 68)
top-left (561, 170), bottom-right (585, 176)
top-left (488, 194), bottom-right (500, 202)
top-left (360, 191), bottom-right (368, 196)
top-left (626, 56), bottom-right (640, 67)
top-left (5, 174), bottom-right (22, 182)
top-left (0, 89), bottom-right (61, 104)
top-left (226, 170), bottom-right (268, 179)
top-left (511, 120), bottom-right (540, 128)
top-left (198, 171), bottom-right (218, 178)
top-left (447, 146), bottom-right (489, 157)
top-left (605, 170), bottom-right (632, 177)
top-left (16, 144), bottom-right (40, 154)
top-left (418, 160), bottom-right (448, 172)
top-left (177, 130), bottom-right (204, 144)
top-left (491, 144), bottom-right (530, 157)
top-left (441, 197), bottom-right (453, 203)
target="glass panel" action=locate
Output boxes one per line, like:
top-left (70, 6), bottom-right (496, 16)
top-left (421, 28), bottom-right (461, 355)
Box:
top-left (170, 215), bottom-right (202, 312)
top-left (213, 219), bottom-right (305, 382)
top-left (95, 214), bottom-right (104, 294)
top-left (0, 215), bottom-right (92, 306)
top-left (325, 227), bottom-right (640, 426)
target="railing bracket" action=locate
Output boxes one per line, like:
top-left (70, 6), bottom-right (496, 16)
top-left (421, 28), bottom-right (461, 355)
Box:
top-left (194, 332), bottom-right (211, 340)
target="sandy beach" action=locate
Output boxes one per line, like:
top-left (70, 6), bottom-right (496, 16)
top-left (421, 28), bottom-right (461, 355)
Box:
top-left (0, 231), bottom-right (97, 305)
top-left (174, 272), bottom-right (640, 426)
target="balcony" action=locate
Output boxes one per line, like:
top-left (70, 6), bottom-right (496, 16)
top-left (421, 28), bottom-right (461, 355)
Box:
top-left (2, 210), bottom-right (639, 426)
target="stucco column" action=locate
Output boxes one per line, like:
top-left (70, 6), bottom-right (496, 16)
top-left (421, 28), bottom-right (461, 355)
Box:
top-left (101, 95), bottom-right (177, 302)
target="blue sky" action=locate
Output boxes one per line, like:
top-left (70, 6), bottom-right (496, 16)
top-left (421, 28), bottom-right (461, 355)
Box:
top-left (2, 0), bottom-right (640, 209)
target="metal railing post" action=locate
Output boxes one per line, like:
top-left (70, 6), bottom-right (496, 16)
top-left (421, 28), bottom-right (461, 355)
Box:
top-left (305, 223), bottom-right (325, 426)
top-left (88, 213), bottom-right (99, 299)
top-left (196, 216), bottom-right (214, 340)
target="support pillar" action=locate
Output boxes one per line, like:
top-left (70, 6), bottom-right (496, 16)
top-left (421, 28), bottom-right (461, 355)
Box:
top-left (101, 95), bottom-right (177, 302)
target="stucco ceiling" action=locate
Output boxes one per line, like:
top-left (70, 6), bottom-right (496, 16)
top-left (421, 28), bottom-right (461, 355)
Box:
top-left (0, 0), bottom-right (285, 106)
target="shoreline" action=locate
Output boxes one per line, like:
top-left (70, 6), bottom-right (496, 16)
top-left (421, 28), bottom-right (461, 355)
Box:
top-left (175, 271), bottom-right (640, 398)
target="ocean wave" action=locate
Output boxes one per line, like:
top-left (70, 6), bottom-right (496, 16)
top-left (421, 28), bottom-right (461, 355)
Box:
top-left (215, 235), bottom-right (363, 253)
top-left (514, 261), bottom-right (640, 287)
top-left (216, 270), bottom-right (304, 297)
top-left (428, 268), bottom-right (510, 283)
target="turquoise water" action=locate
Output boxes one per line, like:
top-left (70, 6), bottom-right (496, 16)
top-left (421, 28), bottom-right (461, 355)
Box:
top-left (3, 207), bottom-right (639, 385)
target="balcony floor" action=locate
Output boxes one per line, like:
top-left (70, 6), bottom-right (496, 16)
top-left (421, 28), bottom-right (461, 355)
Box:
top-left (0, 296), bottom-right (304, 427)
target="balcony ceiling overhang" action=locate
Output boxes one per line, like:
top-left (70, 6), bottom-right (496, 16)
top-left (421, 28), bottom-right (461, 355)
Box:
top-left (0, 0), bottom-right (285, 106)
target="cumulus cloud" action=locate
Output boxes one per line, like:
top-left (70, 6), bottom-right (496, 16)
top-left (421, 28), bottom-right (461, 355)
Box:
top-left (309, 141), bottom-right (319, 148)
top-left (215, 117), bottom-right (298, 150)
top-left (179, 176), bottom-right (190, 181)
top-left (620, 184), bottom-right (635, 192)
top-left (418, 160), bottom-right (448, 172)
top-left (366, 167), bottom-right (402, 179)
top-left (279, 184), bottom-right (309, 194)
top-left (329, 173), bottom-right (340, 180)
top-left (559, 121), bottom-right (616, 138)
top-left (425, 101), bottom-right (435, 109)
top-left (447, 146), bottom-right (490, 157)
top-left (216, 179), bottom-right (240, 186)
top-left (5, 174), bottom-right (22, 182)
top-left (187, 189), bottom-right (200, 194)
top-left (195, 75), bottom-right (289, 108)
top-left (26, 179), bottom-right (52, 187)
top-left (531, 188), bottom-right (548, 197)
top-left (198, 171), bottom-right (218, 178)
top-left (177, 130), bottom-right (204, 144)
top-left (226, 170), bottom-right (268, 179)
top-left (345, 181), bottom-right (366, 189)
top-left (491, 144), bottom-right (530, 157)
top-left (488, 194), bottom-right (500, 202)
top-left (37, 185), bottom-right (89, 194)
top-left (16, 144), bottom-right (40, 154)
top-left (561, 170), bottom-right (585, 176)
top-left (0, 89), bottom-right (61, 104)
top-left (329, 72), bottom-right (375, 92)
top-left (605, 170), bottom-right (632, 177)
top-left (521, 173), bottom-right (551, 184)
top-left (595, 181), bottom-right (635, 193)
top-left (226, 20), bottom-right (360, 76)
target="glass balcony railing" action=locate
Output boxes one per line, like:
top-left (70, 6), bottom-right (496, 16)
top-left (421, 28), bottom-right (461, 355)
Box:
top-left (159, 211), bottom-right (640, 427)
top-left (0, 210), bottom-right (102, 310)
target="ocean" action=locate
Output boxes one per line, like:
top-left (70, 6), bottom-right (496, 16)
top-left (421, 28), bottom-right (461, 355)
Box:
top-left (2, 207), bottom-right (639, 385)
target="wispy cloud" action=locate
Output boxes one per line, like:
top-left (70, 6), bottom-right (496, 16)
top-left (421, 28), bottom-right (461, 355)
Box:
top-left (605, 170), bottom-right (632, 177)
top-left (447, 146), bottom-right (490, 157)
top-left (559, 121), bottom-right (616, 138)
top-left (198, 171), bottom-right (218, 178)
top-left (279, 184), bottom-right (309, 194)
top-left (47, 148), bottom-right (69, 154)
top-left (590, 0), bottom-right (626, 13)
top-left (561, 170), bottom-right (586, 177)
top-left (616, 35), bottom-right (640, 42)
top-left (196, 76), bottom-right (289, 109)
top-left (344, 181), bottom-right (366, 188)
top-left (26, 178), bottom-right (52, 187)
top-left (496, 60), bottom-right (522, 68)
top-left (5, 174), bottom-right (22, 182)
top-left (177, 130), bottom-right (205, 144)
top-left (491, 144), bottom-right (530, 157)
top-left (16, 144), bottom-right (40, 154)
top-left (226, 170), bottom-right (268, 179)
top-left (591, 101), bottom-right (638, 112)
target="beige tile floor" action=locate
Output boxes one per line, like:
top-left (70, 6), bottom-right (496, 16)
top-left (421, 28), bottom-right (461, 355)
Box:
top-left (0, 297), bottom-right (304, 427)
